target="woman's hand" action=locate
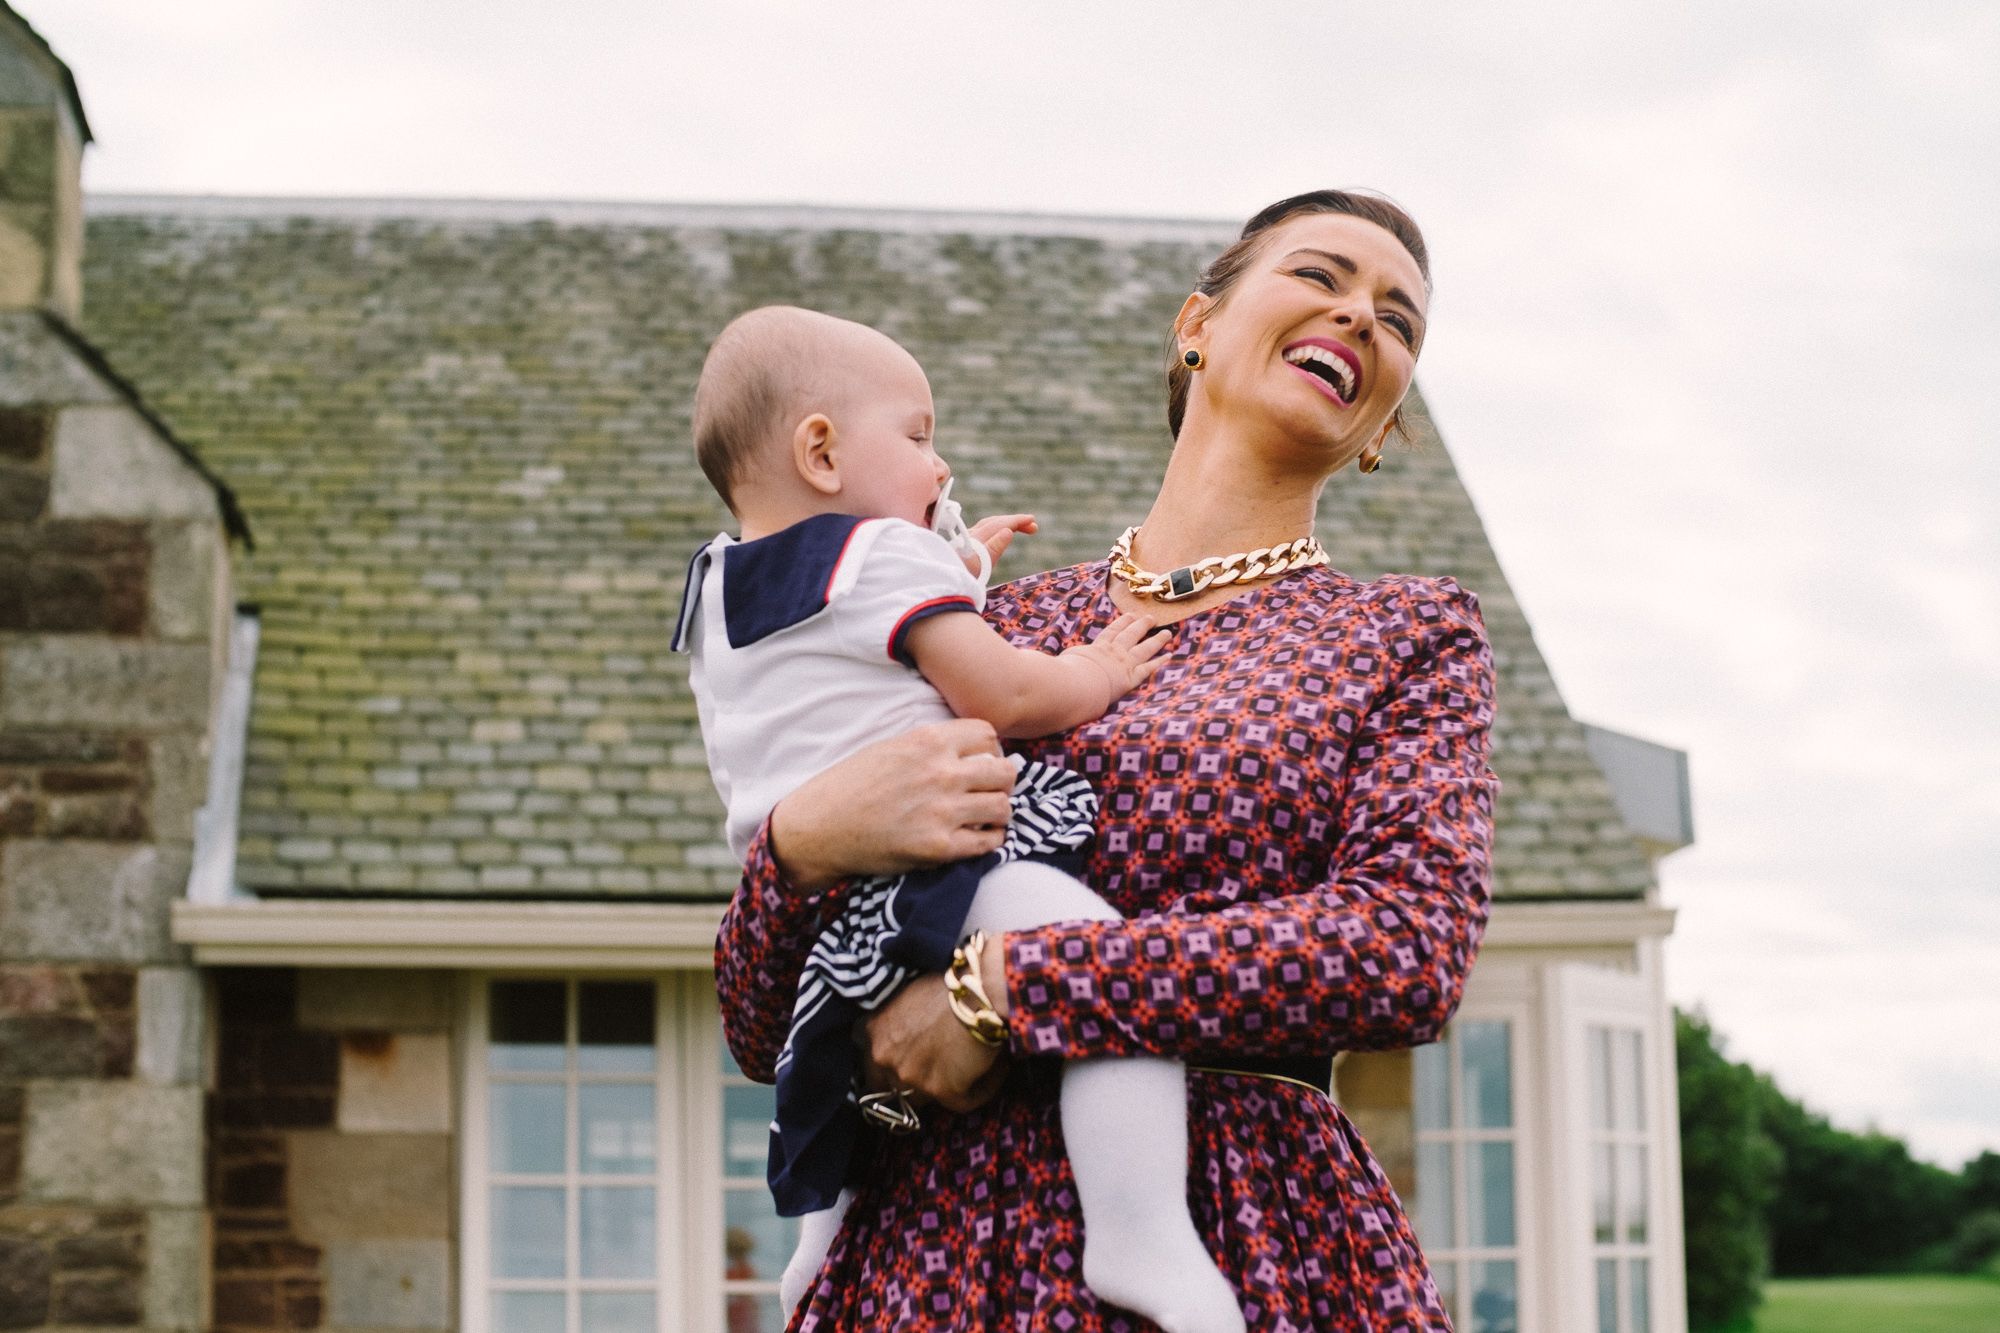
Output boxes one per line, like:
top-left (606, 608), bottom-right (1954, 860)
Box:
top-left (862, 972), bottom-right (1010, 1113)
top-left (767, 719), bottom-right (1017, 890)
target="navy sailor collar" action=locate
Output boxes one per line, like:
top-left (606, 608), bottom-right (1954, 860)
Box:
top-left (671, 513), bottom-right (873, 653)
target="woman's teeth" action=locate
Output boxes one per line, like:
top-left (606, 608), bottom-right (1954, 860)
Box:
top-left (1283, 345), bottom-right (1357, 403)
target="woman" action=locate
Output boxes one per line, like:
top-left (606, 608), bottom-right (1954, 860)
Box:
top-left (717, 189), bottom-right (1498, 1332)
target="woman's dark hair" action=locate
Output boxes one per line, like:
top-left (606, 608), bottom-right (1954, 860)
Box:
top-left (1167, 189), bottom-right (1431, 440)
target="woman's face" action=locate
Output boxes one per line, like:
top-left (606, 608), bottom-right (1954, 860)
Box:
top-left (1181, 212), bottom-right (1429, 471)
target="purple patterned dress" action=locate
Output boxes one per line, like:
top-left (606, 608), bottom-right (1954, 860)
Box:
top-left (716, 561), bottom-right (1499, 1331)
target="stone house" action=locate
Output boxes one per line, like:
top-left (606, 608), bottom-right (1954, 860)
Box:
top-left (0, 8), bottom-right (1694, 1331)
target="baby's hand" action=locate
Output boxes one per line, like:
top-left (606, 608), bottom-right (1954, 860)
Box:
top-left (1063, 612), bottom-right (1171, 710)
top-left (966, 514), bottom-right (1037, 576)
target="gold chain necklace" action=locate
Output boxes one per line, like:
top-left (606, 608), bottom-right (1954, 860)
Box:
top-left (1108, 526), bottom-right (1329, 603)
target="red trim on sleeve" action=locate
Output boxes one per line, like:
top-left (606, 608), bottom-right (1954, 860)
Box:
top-left (888, 596), bottom-right (980, 664)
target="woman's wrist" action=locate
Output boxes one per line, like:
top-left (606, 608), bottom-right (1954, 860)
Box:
top-left (978, 930), bottom-right (1011, 1019)
top-left (767, 799), bottom-right (840, 892)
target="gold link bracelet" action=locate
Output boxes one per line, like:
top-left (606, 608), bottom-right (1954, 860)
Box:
top-left (944, 931), bottom-right (1007, 1048)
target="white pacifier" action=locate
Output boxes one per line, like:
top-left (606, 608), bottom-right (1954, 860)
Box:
top-left (929, 477), bottom-right (991, 586)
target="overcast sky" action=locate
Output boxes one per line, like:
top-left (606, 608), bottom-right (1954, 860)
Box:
top-left (24, 1), bottom-right (1999, 1167)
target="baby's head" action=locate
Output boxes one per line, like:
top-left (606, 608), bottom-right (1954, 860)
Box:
top-left (694, 306), bottom-right (948, 535)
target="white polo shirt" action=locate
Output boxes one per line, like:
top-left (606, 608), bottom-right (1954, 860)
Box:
top-left (672, 514), bottom-right (987, 863)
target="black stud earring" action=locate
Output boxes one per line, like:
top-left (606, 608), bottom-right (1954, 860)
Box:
top-left (1183, 348), bottom-right (1204, 370)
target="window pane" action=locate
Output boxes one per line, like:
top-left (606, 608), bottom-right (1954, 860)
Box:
top-left (725, 1186), bottom-right (797, 1285)
top-left (1589, 1027), bottom-right (1614, 1132)
top-left (1616, 1030), bottom-right (1645, 1131)
top-left (1619, 1144), bottom-right (1649, 1243)
top-left (1630, 1257), bottom-right (1651, 1333)
top-left (493, 1186), bottom-right (566, 1278)
top-left (580, 1083), bottom-right (656, 1175)
top-left (1469, 1259), bottom-right (1518, 1333)
top-left (1459, 1021), bottom-right (1512, 1129)
top-left (491, 1082), bottom-right (565, 1175)
top-left (495, 1291), bottom-right (565, 1333)
top-left (723, 1083), bottom-right (775, 1177)
top-left (1414, 1040), bottom-right (1450, 1132)
top-left (1592, 1143), bottom-right (1615, 1244)
top-left (581, 1291), bottom-right (656, 1333)
top-left (1468, 1141), bottom-right (1516, 1248)
top-left (1595, 1258), bottom-right (1619, 1333)
top-left (1414, 1139), bottom-right (1457, 1251)
top-left (726, 1291), bottom-right (788, 1333)
top-left (491, 981), bottom-right (566, 1072)
top-left (1429, 1258), bottom-right (1459, 1325)
top-left (581, 1185), bottom-right (655, 1278)
top-left (579, 980), bottom-right (655, 1073)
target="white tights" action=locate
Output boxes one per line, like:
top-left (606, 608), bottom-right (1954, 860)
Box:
top-left (781, 861), bottom-right (1245, 1333)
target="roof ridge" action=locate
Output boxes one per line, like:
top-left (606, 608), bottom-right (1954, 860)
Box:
top-left (85, 192), bottom-right (1242, 244)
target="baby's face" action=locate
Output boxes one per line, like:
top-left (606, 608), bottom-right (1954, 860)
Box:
top-left (829, 346), bottom-right (950, 529)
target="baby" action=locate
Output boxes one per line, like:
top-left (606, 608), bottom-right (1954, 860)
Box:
top-left (674, 306), bottom-right (1246, 1333)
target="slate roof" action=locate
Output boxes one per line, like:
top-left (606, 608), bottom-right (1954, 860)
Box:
top-left (79, 195), bottom-right (1654, 903)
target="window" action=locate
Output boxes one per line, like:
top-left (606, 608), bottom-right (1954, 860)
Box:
top-left (720, 1046), bottom-right (794, 1332)
top-left (1589, 1025), bottom-right (1652, 1333)
top-left (1414, 1019), bottom-right (1521, 1333)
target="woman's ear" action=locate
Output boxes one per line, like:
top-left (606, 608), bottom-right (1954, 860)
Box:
top-left (1173, 291), bottom-right (1212, 354)
top-left (793, 414), bottom-right (842, 497)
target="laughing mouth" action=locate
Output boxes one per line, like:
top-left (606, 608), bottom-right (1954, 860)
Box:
top-left (1282, 341), bottom-right (1361, 405)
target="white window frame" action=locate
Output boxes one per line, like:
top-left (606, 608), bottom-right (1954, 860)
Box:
top-left (1416, 966), bottom-right (1542, 1333)
top-left (1545, 953), bottom-right (1686, 1333)
top-left (458, 971), bottom-right (729, 1333)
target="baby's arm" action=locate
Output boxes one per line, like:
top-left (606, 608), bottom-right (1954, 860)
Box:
top-left (902, 611), bottom-right (1168, 738)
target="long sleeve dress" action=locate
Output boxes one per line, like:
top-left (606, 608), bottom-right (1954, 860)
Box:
top-left (715, 560), bottom-right (1500, 1332)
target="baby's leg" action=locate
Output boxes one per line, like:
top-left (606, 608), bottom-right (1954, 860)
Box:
top-left (780, 1188), bottom-right (853, 1318)
top-left (967, 863), bottom-right (1245, 1333)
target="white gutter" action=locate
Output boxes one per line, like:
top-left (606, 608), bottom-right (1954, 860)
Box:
top-left (186, 609), bottom-right (259, 905)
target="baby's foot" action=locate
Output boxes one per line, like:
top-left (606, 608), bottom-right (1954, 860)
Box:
top-left (1083, 1223), bottom-right (1246, 1333)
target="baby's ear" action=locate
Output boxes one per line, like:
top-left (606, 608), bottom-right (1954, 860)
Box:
top-left (793, 414), bottom-right (841, 496)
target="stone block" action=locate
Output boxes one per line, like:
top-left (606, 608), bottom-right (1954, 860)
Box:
top-left (297, 971), bottom-right (453, 1033)
top-left (338, 1033), bottom-right (450, 1134)
top-left (1, 637), bottom-right (211, 729)
top-left (0, 408), bottom-right (48, 462)
top-left (148, 731), bottom-right (210, 846)
top-left (20, 1081), bottom-right (202, 1206)
top-left (325, 1238), bottom-right (449, 1329)
top-left (51, 1270), bottom-right (142, 1324)
top-left (47, 405), bottom-right (218, 524)
top-left (0, 460), bottom-right (46, 521)
top-left (0, 841), bottom-right (179, 963)
top-left (0, 1235), bottom-right (50, 1326)
top-left (0, 314), bottom-right (118, 409)
top-left (147, 519), bottom-right (222, 642)
top-left (144, 1207), bottom-right (207, 1329)
top-left (137, 967), bottom-right (205, 1086)
top-left (287, 1134), bottom-right (450, 1243)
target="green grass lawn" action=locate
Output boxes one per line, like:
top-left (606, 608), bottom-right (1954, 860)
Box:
top-left (1754, 1275), bottom-right (2000, 1333)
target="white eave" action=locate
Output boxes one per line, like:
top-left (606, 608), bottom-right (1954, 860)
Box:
top-left (170, 892), bottom-right (1664, 971)
top-left (171, 896), bottom-right (728, 969)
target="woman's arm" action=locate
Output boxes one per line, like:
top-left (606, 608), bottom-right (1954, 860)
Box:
top-left (714, 719), bottom-right (1018, 1082)
top-left (999, 577), bottom-right (1498, 1065)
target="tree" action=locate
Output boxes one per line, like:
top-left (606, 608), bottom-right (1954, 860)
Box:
top-left (1676, 1009), bottom-right (1781, 1331)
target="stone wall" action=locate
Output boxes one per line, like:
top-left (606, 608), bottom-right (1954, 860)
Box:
top-left (210, 968), bottom-right (455, 1333)
top-left (0, 328), bottom-right (231, 1327)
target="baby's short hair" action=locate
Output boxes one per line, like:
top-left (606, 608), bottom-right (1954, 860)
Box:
top-left (694, 306), bottom-right (850, 510)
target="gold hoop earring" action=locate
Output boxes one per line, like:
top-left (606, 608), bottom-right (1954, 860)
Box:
top-left (1358, 447), bottom-right (1382, 474)
top-left (1182, 347), bottom-right (1204, 370)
